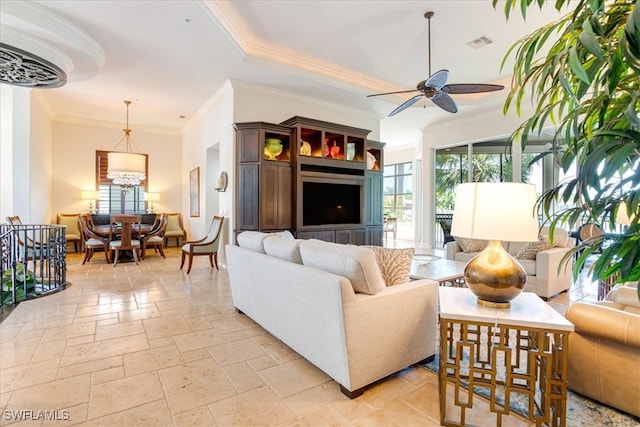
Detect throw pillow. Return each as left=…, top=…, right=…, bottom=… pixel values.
left=237, top=231, right=271, bottom=253
left=453, top=237, right=487, bottom=253
left=366, top=246, right=415, bottom=286
left=263, top=236, right=303, bottom=264
left=516, top=236, right=550, bottom=260
left=298, top=239, right=385, bottom=295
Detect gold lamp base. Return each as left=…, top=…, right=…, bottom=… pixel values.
left=464, top=240, right=527, bottom=309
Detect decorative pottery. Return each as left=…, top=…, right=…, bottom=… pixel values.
left=300, top=140, right=311, bottom=156
left=264, top=138, right=283, bottom=160
left=413, top=254, right=440, bottom=265
left=330, top=142, right=342, bottom=159
left=367, top=151, right=376, bottom=169
left=346, top=143, right=356, bottom=160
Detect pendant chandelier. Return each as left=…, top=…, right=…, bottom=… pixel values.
left=107, top=100, right=146, bottom=191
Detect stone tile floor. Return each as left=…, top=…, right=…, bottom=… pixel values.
left=0, top=243, right=601, bottom=426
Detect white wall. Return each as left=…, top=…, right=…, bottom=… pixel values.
left=51, top=121, right=182, bottom=221
left=0, top=86, right=53, bottom=224
left=181, top=80, right=234, bottom=245
left=30, top=92, right=53, bottom=223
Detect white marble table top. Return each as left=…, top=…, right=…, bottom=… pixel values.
left=438, top=287, right=574, bottom=332
left=410, top=259, right=467, bottom=282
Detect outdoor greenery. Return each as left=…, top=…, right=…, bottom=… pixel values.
left=496, top=0, right=639, bottom=289
left=435, top=153, right=536, bottom=212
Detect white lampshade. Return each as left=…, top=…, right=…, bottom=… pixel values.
left=451, top=182, right=539, bottom=242
left=617, top=202, right=633, bottom=225
left=107, top=152, right=146, bottom=175
left=81, top=190, right=99, bottom=200
left=146, top=192, right=160, bottom=202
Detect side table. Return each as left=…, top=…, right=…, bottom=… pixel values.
left=438, top=287, right=574, bottom=426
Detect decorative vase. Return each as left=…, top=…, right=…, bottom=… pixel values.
left=346, top=143, right=356, bottom=161
left=264, top=139, right=283, bottom=160
left=300, top=140, right=311, bottom=156
left=367, top=151, right=376, bottom=169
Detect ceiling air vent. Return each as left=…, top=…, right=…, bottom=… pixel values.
left=467, top=36, right=494, bottom=49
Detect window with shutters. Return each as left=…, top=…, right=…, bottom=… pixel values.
left=96, top=150, right=149, bottom=214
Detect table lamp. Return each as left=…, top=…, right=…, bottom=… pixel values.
left=451, top=182, right=539, bottom=308
left=81, top=190, right=99, bottom=214
left=146, top=192, right=160, bottom=213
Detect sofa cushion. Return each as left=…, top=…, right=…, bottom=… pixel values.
left=237, top=231, right=271, bottom=253
left=453, top=237, right=487, bottom=253
left=263, top=236, right=303, bottom=264
left=539, top=227, right=570, bottom=248
left=299, top=240, right=385, bottom=295
left=366, top=246, right=414, bottom=286
left=516, top=236, right=550, bottom=260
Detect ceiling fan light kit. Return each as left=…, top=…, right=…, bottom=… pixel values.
left=367, top=11, right=504, bottom=116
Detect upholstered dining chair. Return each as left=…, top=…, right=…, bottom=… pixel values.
left=383, top=217, right=398, bottom=241
left=57, top=213, right=82, bottom=252
left=78, top=214, right=110, bottom=264
left=180, top=215, right=224, bottom=274
left=141, top=213, right=168, bottom=259
left=109, top=214, right=142, bottom=266
left=164, top=213, right=187, bottom=247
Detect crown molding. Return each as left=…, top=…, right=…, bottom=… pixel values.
left=200, top=0, right=405, bottom=98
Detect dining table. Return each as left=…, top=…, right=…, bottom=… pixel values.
left=92, top=223, right=154, bottom=238
left=92, top=223, right=155, bottom=263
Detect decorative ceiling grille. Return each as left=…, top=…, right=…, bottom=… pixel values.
left=0, top=43, right=66, bottom=88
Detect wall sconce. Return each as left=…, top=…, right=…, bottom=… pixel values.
left=146, top=192, right=160, bottom=213
left=215, top=171, right=228, bottom=192
left=81, top=190, right=99, bottom=214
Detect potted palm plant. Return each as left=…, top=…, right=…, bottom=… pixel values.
left=494, top=0, right=639, bottom=295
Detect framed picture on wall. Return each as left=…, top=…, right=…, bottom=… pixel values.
left=190, top=167, right=200, bottom=217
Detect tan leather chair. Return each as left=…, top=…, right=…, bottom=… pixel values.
left=164, top=213, right=187, bottom=247
left=565, top=282, right=640, bottom=417
left=57, top=213, right=82, bottom=252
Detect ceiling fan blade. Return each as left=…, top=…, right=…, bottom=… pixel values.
left=431, top=92, right=458, bottom=113
left=425, top=69, right=449, bottom=89
left=444, top=83, right=504, bottom=94
left=388, top=94, right=424, bottom=117
left=366, top=89, right=421, bottom=98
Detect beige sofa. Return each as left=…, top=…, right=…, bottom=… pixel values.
left=226, top=231, right=439, bottom=398
left=565, top=283, right=640, bottom=417
left=445, top=227, right=574, bottom=299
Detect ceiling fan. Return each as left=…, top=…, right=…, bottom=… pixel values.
left=367, top=11, right=504, bottom=116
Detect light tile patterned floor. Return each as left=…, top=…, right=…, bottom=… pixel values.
left=0, top=243, right=599, bottom=426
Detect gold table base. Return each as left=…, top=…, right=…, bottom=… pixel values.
left=438, top=319, right=570, bottom=426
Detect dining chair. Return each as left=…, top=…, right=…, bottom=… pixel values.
left=383, top=217, right=398, bottom=241
left=109, top=214, right=142, bottom=266
left=141, top=213, right=168, bottom=259
left=164, top=213, right=187, bottom=247
left=180, top=215, right=224, bottom=274
left=78, top=214, right=110, bottom=264
left=57, top=213, right=82, bottom=252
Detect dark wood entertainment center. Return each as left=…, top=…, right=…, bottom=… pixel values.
left=234, top=116, right=384, bottom=245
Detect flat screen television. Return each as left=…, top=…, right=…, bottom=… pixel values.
left=302, top=181, right=361, bottom=226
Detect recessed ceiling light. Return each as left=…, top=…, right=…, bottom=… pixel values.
left=467, top=36, right=494, bottom=49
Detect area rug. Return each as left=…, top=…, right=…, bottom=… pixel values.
left=421, top=355, right=640, bottom=426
